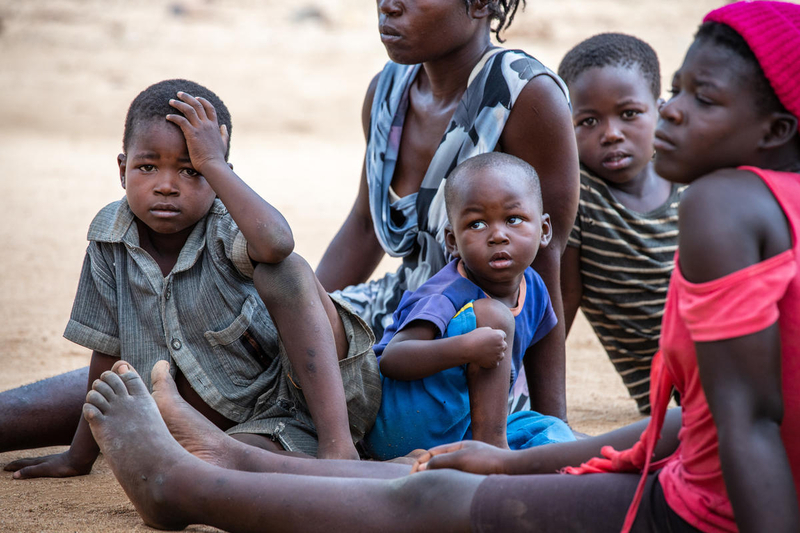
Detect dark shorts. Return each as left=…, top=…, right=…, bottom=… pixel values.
left=225, top=295, right=382, bottom=456
left=470, top=471, right=703, bottom=533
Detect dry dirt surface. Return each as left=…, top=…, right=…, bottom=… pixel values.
left=0, top=0, right=724, bottom=530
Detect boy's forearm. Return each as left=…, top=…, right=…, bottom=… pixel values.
left=200, top=160, right=294, bottom=264
left=380, top=336, right=471, bottom=381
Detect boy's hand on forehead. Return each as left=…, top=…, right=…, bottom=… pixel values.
left=166, top=91, right=229, bottom=176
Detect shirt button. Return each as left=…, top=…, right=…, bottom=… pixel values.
left=165, top=287, right=171, bottom=300
left=171, top=339, right=182, bottom=350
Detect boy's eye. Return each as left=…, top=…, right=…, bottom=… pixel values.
left=468, top=221, right=487, bottom=230
left=621, top=109, right=640, bottom=119
left=507, top=216, right=523, bottom=226
left=138, top=164, right=156, bottom=172
left=577, top=117, right=597, bottom=127
left=182, top=168, right=200, bottom=177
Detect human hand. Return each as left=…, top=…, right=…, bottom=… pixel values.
left=410, top=440, right=512, bottom=475
left=4, top=449, right=94, bottom=479
left=166, top=91, right=229, bottom=176
left=464, top=326, right=507, bottom=368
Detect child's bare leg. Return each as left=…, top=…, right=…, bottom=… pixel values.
left=150, top=360, right=409, bottom=479
left=86, top=362, right=478, bottom=532
left=467, top=298, right=514, bottom=449
left=254, top=255, right=358, bottom=460
left=0, top=367, right=88, bottom=453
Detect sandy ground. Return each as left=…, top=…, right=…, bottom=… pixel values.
left=0, top=0, right=726, bottom=530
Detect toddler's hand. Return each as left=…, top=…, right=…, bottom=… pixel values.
left=464, top=326, right=507, bottom=368
left=166, top=91, right=229, bottom=176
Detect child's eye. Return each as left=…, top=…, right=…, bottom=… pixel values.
left=182, top=168, right=200, bottom=177
left=507, top=216, right=523, bottom=226
left=138, top=164, right=156, bottom=172
left=468, top=221, right=487, bottom=230
left=577, top=117, right=597, bottom=127
left=621, top=109, right=641, bottom=120
left=694, top=94, right=714, bottom=106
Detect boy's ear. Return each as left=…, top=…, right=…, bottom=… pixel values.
left=539, top=213, right=552, bottom=249
left=468, top=0, right=492, bottom=19
left=444, top=225, right=460, bottom=257
left=759, top=112, right=799, bottom=150
left=117, top=154, right=127, bottom=189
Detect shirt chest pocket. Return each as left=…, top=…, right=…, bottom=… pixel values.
left=204, top=295, right=278, bottom=387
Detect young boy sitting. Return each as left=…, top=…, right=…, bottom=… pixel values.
left=363, top=153, right=574, bottom=460
left=557, top=33, right=684, bottom=414
left=5, top=79, right=381, bottom=479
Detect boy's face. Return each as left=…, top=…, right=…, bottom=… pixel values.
left=445, top=166, right=551, bottom=293
left=118, top=119, right=216, bottom=236
left=571, top=65, right=658, bottom=186
left=654, top=40, right=770, bottom=184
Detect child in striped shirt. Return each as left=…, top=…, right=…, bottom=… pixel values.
left=558, top=33, right=683, bottom=414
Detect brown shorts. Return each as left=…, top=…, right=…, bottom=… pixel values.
left=225, top=294, right=381, bottom=456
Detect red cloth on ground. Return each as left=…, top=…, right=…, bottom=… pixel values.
left=565, top=167, right=800, bottom=533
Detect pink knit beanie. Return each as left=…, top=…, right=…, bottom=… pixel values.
left=704, top=1, right=800, bottom=118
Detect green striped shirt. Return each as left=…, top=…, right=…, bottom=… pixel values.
left=568, top=168, right=684, bottom=413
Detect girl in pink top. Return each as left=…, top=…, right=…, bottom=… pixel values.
left=33, top=2, right=800, bottom=532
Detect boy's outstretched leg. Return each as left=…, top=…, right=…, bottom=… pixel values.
left=87, top=361, right=480, bottom=533
left=151, top=360, right=409, bottom=478
left=467, top=298, right=515, bottom=449
left=253, top=254, right=363, bottom=460
left=0, top=367, right=88, bottom=453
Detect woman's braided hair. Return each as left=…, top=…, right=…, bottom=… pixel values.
left=464, top=0, right=526, bottom=42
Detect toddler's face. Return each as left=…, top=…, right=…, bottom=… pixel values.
left=571, top=65, right=658, bottom=186
left=119, top=119, right=216, bottom=236
left=654, top=40, right=769, bottom=184
left=446, top=166, right=551, bottom=294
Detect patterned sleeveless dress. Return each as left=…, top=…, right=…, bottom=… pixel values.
left=334, top=48, right=569, bottom=339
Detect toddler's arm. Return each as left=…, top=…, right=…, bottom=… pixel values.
left=4, top=351, right=116, bottom=479
left=379, top=321, right=507, bottom=381
left=166, top=93, right=294, bottom=265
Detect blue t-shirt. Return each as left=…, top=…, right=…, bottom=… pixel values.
left=374, top=259, right=557, bottom=385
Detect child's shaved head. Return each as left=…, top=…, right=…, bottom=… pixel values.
left=123, top=79, right=233, bottom=159
left=444, top=153, right=542, bottom=223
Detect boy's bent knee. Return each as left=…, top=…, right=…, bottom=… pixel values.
left=472, top=298, right=515, bottom=335
left=253, top=253, right=315, bottom=302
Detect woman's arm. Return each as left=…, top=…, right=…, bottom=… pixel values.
left=316, top=74, right=386, bottom=291
left=560, top=245, right=583, bottom=337
left=502, top=75, right=580, bottom=421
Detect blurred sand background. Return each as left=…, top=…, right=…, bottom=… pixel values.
left=0, top=0, right=726, bottom=530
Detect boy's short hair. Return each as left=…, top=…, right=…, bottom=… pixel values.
left=444, top=152, right=542, bottom=222
left=463, top=0, right=525, bottom=42
left=558, top=33, right=661, bottom=100
left=694, top=21, right=787, bottom=117
left=123, top=79, right=233, bottom=159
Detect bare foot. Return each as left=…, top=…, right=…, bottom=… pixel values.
left=149, top=360, right=239, bottom=469
left=83, top=361, right=202, bottom=530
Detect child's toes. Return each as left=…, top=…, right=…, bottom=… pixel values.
left=99, top=369, right=129, bottom=396
left=91, top=378, right=116, bottom=401
left=82, top=400, right=105, bottom=422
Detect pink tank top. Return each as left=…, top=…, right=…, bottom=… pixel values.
left=565, top=167, right=800, bottom=533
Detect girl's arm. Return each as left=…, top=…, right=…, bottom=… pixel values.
left=679, top=173, right=798, bottom=533
left=316, top=74, right=385, bottom=291
left=4, top=351, right=117, bottom=479
left=414, top=407, right=682, bottom=474
left=166, top=93, right=294, bottom=265
left=379, top=321, right=507, bottom=381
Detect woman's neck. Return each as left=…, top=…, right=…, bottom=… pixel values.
left=418, top=32, right=494, bottom=104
